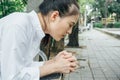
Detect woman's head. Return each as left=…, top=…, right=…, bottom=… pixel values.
left=39, top=0, right=80, bottom=41
left=39, top=0, right=79, bottom=17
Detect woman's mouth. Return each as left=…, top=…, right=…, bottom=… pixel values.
left=62, top=35, right=66, bottom=38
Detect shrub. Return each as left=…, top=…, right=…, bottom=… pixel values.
left=93, top=22, right=103, bottom=28
left=113, top=22, right=120, bottom=28
left=107, top=23, right=113, bottom=28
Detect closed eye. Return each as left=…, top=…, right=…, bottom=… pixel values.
left=70, top=22, right=75, bottom=28
left=69, top=24, right=73, bottom=28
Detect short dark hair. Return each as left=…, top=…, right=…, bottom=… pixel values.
left=39, top=0, right=79, bottom=17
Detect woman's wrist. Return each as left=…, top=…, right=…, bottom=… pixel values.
left=40, top=59, right=59, bottom=77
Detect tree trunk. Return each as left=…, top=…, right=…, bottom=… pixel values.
left=100, top=10, right=105, bottom=18
left=116, top=13, right=120, bottom=22
left=67, top=22, right=79, bottom=47
left=26, top=0, right=43, bottom=12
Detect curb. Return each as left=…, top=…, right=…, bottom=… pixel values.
left=95, top=28, right=120, bottom=40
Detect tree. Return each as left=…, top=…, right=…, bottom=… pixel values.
left=26, top=0, right=43, bottom=12
left=108, top=1, right=120, bottom=21
left=117, top=0, right=120, bottom=3
left=92, top=0, right=107, bottom=18
left=0, top=0, right=26, bottom=18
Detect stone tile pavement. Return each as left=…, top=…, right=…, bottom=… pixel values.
left=64, top=29, right=120, bottom=80
left=95, top=28, right=120, bottom=39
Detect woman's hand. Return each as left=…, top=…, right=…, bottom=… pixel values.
left=40, top=50, right=79, bottom=77
left=53, top=50, right=79, bottom=73
left=54, top=50, right=73, bottom=60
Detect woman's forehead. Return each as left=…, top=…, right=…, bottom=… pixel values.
left=66, top=15, right=79, bottom=22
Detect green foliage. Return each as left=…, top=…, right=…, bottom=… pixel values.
left=108, top=2, right=120, bottom=14
left=22, top=0, right=28, bottom=5
left=107, top=23, right=113, bottom=28
left=107, top=22, right=120, bottom=28
left=117, top=0, right=120, bottom=3
left=78, top=0, right=94, bottom=14
left=0, top=0, right=27, bottom=18
left=92, top=0, right=106, bottom=18
left=93, top=22, right=103, bottom=28
left=113, top=22, right=120, bottom=28
left=108, top=1, right=120, bottom=21
left=92, top=0, right=120, bottom=21
left=94, top=22, right=120, bottom=28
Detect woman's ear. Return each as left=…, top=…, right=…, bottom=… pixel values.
left=50, top=11, right=59, bottom=21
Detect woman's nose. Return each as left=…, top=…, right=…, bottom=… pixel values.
left=67, top=28, right=72, bottom=34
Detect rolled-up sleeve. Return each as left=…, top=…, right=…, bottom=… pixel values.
left=12, top=62, right=44, bottom=80
left=13, top=66, right=40, bottom=80
left=1, top=24, right=42, bottom=80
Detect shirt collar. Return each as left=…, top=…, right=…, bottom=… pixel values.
left=28, top=10, right=45, bottom=39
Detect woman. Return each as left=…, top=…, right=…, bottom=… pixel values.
left=0, top=0, right=80, bottom=80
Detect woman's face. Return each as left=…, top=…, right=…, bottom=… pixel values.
left=48, top=12, right=79, bottom=41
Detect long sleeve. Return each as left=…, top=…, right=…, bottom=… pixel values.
left=1, top=24, right=42, bottom=80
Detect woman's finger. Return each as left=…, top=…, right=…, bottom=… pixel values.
left=67, top=56, right=77, bottom=62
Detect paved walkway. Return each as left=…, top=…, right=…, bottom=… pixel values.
left=95, top=28, right=120, bottom=39
left=64, top=29, right=120, bottom=80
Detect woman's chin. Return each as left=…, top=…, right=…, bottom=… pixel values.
left=52, top=35, right=64, bottom=41
left=54, top=37, right=62, bottom=41
left=55, top=38, right=61, bottom=41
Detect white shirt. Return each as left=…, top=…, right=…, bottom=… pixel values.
left=0, top=11, right=45, bottom=80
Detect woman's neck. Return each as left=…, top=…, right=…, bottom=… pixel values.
left=37, top=13, right=48, bottom=33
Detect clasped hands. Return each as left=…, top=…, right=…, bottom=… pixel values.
left=44, top=50, right=79, bottom=74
